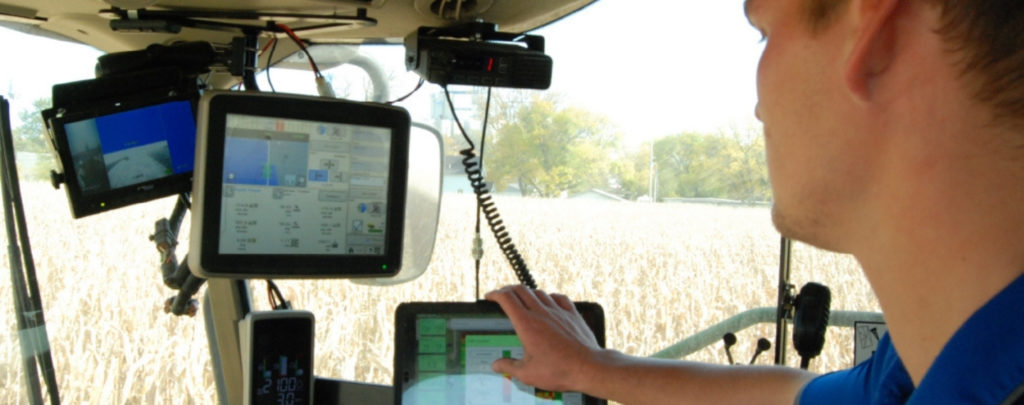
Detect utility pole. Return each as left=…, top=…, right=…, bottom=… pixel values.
left=648, top=141, right=657, bottom=202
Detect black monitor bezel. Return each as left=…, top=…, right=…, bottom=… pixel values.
left=46, top=92, right=197, bottom=218
left=194, top=92, right=409, bottom=279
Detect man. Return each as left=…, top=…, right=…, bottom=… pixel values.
left=487, top=0, right=1024, bottom=403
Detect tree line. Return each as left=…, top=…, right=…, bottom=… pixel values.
left=457, top=91, right=771, bottom=202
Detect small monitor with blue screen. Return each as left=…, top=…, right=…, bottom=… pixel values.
left=48, top=97, right=197, bottom=218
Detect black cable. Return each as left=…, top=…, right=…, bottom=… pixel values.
left=477, top=87, right=492, bottom=233
left=443, top=87, right=537, bottom=289
left=152, top=194, right=190, bottom=289
left=266, top=280, right=289, bottom=310
left=387, top=78, right=425, bottom=105
left=472, top=87, right=494, bottom=299
left=265, top=37, right=278, bottom=93
left=277, top=24, right=322, bottom=77
left=266, top=282, right=278, bottom=309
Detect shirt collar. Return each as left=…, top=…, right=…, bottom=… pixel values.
left=908, top=273, right=1024, bottom=404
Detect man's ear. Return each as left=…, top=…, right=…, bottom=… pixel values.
left=844, top=0, right=902, bottom=102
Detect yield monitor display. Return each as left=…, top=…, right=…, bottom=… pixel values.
left=46, top=95, right=196, bottom=218
left=189, top=91, right=409, bottom=278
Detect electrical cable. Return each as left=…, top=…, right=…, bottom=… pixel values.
left=387, top=78, right=425, bottom=105
left=265, top=36, right=278, bottom=93
left=473, top=87, right=493, bottom=299
left=443, top=86, right=537, bottom=290
left=276, top=23, right=322, bottom=77
left=267, top=282, right=278, bottom=309
left=266, top=280, right=289, bottom=310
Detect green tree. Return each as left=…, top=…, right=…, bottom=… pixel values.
left=13, top=97, right=51, bottom=154
left=610, top=141, right=653, bottom=200
left=640, top=127, right=769, bottom=202
left=485, top=93, right=620, bottom=197
left=11, top=97, right=56, bottom=181
left=716, top=126, right=771, bottom=201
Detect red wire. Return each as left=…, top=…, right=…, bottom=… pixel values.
left=259, top=36, right=276, bottom=55
left=276, top=23, right=321, bottom=76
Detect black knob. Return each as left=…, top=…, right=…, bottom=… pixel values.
left=722, top=333, right=737, bottom=365
left=750, top=338, right=772, bottom=364
left=49, top=170, right=64, bottom=189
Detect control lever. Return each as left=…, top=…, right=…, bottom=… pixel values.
left=750, top=338, right=772, bottom=364
left=722, top=333, right=737, bottom=365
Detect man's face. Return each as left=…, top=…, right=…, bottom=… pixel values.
left=746, top=0, right=882, bottom=252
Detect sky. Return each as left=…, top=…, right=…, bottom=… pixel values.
left=537, top=0, right=765, bottom=139
left=0, top=0, right=764, bottom=142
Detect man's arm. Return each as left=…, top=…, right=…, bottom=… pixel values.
left=486, top=285, right=816, bottom=405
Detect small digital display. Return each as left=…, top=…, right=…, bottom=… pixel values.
left=47, top=95, right=197, bottom=218
left=251, top=317, right=313, bottom=405
left=395, top=302, right=606, bottom=405
left=219, top=114, right=392, bottom=256
left=63, top=100, right=195, bottom=195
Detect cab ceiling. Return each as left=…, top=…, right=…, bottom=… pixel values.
left=0, top=0, right=595, bottom=53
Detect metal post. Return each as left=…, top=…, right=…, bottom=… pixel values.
left=774, top=237, right=793, bottom=365
left=205, top=279, right=252, bottom=405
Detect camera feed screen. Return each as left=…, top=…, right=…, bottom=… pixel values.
left=218, top=113, right=392, bottom=256
left=63, top=100, right=195, bottom=195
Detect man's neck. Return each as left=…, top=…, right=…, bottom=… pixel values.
left=854, top=139, right=1024, bottom=385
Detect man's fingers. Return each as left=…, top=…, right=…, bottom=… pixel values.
left=550, top=293, right=577, bottom=313
left=491, top=356, right=525, bottom=376
left=510, top=285, right=545, bottom=310
left=486, top=286, right=526, bottom=311
left=533, top=289, right=558, bottom=308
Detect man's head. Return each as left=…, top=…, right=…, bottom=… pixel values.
left=746, top=0, right=1024, bottom=253
left=801, top=0, right=1024, bottom=130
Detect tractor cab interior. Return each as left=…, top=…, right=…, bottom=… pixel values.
left=0, top=1, right=883, bottom=404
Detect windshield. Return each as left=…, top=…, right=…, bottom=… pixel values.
left=0, top=1, right=879, bottom=403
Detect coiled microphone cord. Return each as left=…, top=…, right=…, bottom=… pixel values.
left=444, top=86, right=537, bottom=289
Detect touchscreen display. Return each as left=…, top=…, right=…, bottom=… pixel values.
left=218, top=113, right=392, bottom=256
left=63, top=100, right=195, bottom=195
left=402, top=313, right=587, bottom=405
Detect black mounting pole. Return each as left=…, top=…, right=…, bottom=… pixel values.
left=1, top=97, right=60, bottom=404
left=774, top=236, right=794, bottom=365
left=240, top=30, right=260, bottom=91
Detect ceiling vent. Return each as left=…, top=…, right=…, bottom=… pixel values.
left=414, top=0, right=494, bottom=21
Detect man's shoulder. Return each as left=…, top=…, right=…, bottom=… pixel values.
left=798, top=334, right=914, bottom=405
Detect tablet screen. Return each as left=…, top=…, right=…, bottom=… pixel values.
left=218, top=113, right=392, bottom=256
left=395, top=302, right=606, bottom=405
left=190, top=91, right=409, bottom=278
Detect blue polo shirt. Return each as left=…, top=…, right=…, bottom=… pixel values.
left=799, top=273, right=1024, bottom=404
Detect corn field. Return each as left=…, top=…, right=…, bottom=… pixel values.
left=0, top=181, right=880, bottom=404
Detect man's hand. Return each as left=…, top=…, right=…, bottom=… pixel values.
left=485, top=285, right=603, bottom=392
